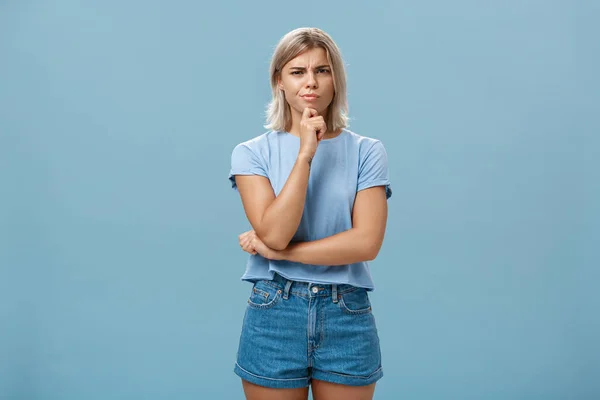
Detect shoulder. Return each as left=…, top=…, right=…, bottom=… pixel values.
left=230, top=131, right=284, bottom=162
left=341, top=128, right=387, bottom=154
left=232, top=130, right=277, bottom=152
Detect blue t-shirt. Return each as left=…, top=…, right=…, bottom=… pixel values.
left=228, top=128, right=392, bottom=290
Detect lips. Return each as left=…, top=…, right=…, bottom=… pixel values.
left=301, top=94, right=319, bottom=100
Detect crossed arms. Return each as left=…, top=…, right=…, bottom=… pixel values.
left=233, top=155, right=388, bottom=265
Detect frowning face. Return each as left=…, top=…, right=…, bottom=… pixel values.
left=278, top=46, right=335, bottom=119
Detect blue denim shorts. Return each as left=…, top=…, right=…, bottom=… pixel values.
left=234, top=273, right=383, bottom=389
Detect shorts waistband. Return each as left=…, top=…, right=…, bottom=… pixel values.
left=265, top=273, right=362, bottom=302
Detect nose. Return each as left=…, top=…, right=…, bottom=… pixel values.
left=306, top=71, right=318, bottom=88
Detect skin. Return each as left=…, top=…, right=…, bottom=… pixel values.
left=236, top=47, right=385, bottom=400
left=233, top=47, right=337, bottom=252
left=238, top=184, right=387, bottom=265
left=277, top=46, right=339, bottom=141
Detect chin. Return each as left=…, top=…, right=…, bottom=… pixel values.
left=293, top=103, right=324, bottom=114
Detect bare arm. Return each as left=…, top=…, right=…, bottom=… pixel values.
left=234, top=152, right=312, bottom=250
left=234, top=108, right=327, bottom=250
left=272, top=186, right=388, bottom=264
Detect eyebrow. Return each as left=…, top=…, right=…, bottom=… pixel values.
left=289, top=65, right=331, bottom=70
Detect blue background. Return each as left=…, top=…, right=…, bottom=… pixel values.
left=1, top=1, right=598, bottom=399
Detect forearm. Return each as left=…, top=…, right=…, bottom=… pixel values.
left=276, top=228, right=378, bottom=265
left=257, top=152, right=312, bottom=250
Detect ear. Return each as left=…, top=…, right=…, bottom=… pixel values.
left=277, top=75, right=284, bottom=90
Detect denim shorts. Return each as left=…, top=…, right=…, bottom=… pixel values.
left=234, top=273, right=383, bottom=389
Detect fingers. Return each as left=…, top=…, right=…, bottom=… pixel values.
left=316, top=121, right=327, bottom=138
left=302, top=115, right=326, bottom=135
left=317, top=127, right=326, bottom=140
left=239, top=230, right=257, bottom=255
left=241, top=241, right=256, bottom=254
left=242, top=243, right=257, bottom=255
left=238, top=230, right=254, bottom=244
left=238, top=229, right=253, bottom=241
left=239, top=232, right=253, bottom=248
left=302, top=107, right=318, bottom=120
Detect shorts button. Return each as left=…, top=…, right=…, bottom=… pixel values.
left=312, top=287, right=319, bottom=293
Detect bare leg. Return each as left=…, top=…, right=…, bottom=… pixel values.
left=241, top=379, right=309, bottom=400
left=311, top=379, right=376, bottom=400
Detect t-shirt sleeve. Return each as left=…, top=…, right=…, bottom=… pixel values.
left=228, top=143, right=268, bottom=191
left=357, top=140, right=392, bottom=199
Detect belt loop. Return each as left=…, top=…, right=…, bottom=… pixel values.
left=332, top=284, right=338, bottom=303
left=283, top=280, right=293, bottom=300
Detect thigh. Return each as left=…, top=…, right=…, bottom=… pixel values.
left=235, top=280, right=310, bottom=388
left=242, top=379, right=309, bottom=400
left=311, top=288, right=383, bottom=385
left=311, top=379, right=376, bottom=400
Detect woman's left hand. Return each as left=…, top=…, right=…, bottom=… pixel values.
left=238, top=230, right=257, bottom=255
left=238, top=230, right=281, bottom=260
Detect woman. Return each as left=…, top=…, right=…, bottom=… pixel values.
left=228, top=27, right=392, bottom=400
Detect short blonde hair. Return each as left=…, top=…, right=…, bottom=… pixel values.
left=264, top=27, right=349, bottom=132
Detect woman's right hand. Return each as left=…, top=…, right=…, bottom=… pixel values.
left=299, top=107, right=327, bottom=159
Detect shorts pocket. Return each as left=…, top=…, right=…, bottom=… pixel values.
left=338, top=288, right=372, bottom=315
left=247, top=281, right=282, bottom=310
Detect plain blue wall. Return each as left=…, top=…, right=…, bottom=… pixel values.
left=1, top=1, right=598, bottom=399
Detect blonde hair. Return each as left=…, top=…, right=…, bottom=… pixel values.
left=264, top=27, right=349, bottom=132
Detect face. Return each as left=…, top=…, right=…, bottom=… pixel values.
left=278, top=47, right=335, bottom=118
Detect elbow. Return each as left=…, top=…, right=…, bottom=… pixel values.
left=269, top=241, right=289, bottom=251
left=254, top=227, right=290, bottom=251
left=364, top=250, right=378, bottom=262
left=260, top=233, right=290, bottom=251
left=364, top=242, right=382, bottom=261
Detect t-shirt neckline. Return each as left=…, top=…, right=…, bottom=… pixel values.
left=277, top=129, right=347, bottom=143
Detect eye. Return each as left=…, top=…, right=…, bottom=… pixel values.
left=291, top=71, right=303, bottom=75
left=317, top=68, right=330, bottom=74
